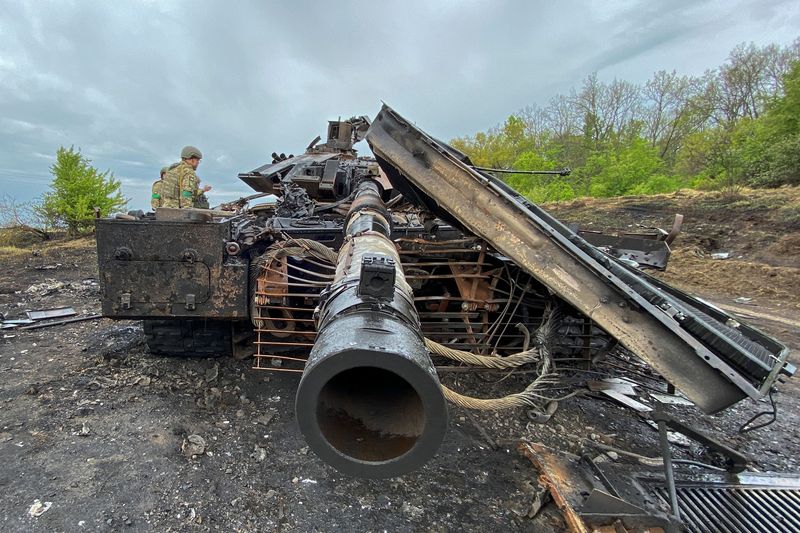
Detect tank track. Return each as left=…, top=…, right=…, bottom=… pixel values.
left=143, top=319, right=232, bottom=358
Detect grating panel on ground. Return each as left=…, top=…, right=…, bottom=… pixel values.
left=654, top=486, right=800, bottom=533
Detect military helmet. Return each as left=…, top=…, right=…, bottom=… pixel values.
left=160, top=166, right=170, bottom=176
left=181, top=145, right=203, bottom=159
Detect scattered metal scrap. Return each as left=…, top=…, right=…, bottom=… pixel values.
left=518, top=441, right=672, bottom=532
left=602, top=390, right=653, bottom=413
left=576, top=214, right=684, bottom=271
left=518, top=408, right=781, bottom=532
left=18, top=314, right=102, bottom=330
left=587, top=377, right=655, bottom=412
left=26, top=307, right=76, bottom=320
left=1, top=319, right=35, bottom=329
left=652, top=409, right=748, bottom=525
left=1, top=307, right=99, bottom=330
left=648, top=393, right=693, bottom=407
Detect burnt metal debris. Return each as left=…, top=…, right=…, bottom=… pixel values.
left=576, top=213, right=683, bottom=271
left=519, top=440, right=800, bottom=533
left=18, top=314, right=101, bottom=330
left=95, top=106, right=793, bottom=487
left=26, top=307, right=77, bottom=320
left=2, top=306, right=98, bottom=330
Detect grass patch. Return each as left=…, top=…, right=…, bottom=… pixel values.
left=776, top=206, right=800, bottom=226
left=0, top=226, right=47, bottom=248
left=0, top=245, right=28, bottom=258
left=0, top=227, right=95, bottom=260
left=45, top=235, right=96, bottom=251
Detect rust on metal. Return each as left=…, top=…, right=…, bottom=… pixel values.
left=518, top=442, right=589, bottom=533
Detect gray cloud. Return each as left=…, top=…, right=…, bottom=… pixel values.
left=0, top=0, right=797, bottom=208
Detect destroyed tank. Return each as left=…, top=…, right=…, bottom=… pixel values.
left=96, top=106, right=794, bottom=479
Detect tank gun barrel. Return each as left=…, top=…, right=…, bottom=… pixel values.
left=295, top=178, right=448, bottom=478
left=472, top=165, right=572, bottom=176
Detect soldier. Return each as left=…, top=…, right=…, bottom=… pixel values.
left=162, top=146, right=212, bottom=208
left=150, top=166, right=171, bottom=210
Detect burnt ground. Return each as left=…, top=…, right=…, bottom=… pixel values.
left=1, top=187, right=799, bottom=532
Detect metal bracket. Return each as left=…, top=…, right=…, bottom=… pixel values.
left=652, top=410, right=748, bottom=473
left=185, top=293, right=196, bottom=311
left=181, top=248, right=199, bottom=263
left=120, top=293, right=131, bottom=310
left=114, top=246, right=132, bottom=261
left=357, top=254, right=396, bottom=300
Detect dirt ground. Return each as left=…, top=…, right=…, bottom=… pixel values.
left=547, top=186, right=800, bottom=304
left=1, top=187, right=798, bottom=532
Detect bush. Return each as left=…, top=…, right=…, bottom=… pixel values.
left=630, top=175, right=683, bottom=195
left=546, top=180, right=577, bottom=202
left=0, top=193, right=36, bottom=228
left=687, top=171, right=719, bottom=190
left=40, top=146, right=127, bottom=236
left=748, top=133, right=800, bottom=188
left=585, top=139, right=668, bottom=197
left=0, top=193, right=50, bottom=242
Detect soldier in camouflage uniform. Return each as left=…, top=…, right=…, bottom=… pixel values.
left=162, top=146, right=212, bottom=208
left=150, top=166, right=172, bottom=210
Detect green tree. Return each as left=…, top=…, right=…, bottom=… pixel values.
left=730, top=60, right=800, bottom=188
left=583, top=139, right=673, bottom=197
left=765, top=61, right=800, bottom=137
left=453, top=40, right=800, bottom=199
left=451, top=115, right=535, bottom=169
left=755, top=134, right=800, bottom=187
left=41, top=146, right=127, bottom=236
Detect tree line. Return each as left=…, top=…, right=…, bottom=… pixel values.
left=450, top=39, right=800, bottom=202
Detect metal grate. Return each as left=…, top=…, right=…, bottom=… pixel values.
left=250, top=239, right=558, bottom=374
left=252, top=256, right=323, bottom=373
left=654, top=485, right=800, bottom=533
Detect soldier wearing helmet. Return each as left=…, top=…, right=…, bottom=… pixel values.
left=150, top=165, right=173, bottom=211
left=161, top=146, right=212, bottom=208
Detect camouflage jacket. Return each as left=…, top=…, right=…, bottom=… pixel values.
left=159, top=162, right=180, bottom=208
left=162, top=161, right=200, bottom=209
left=150, top=179, right=163, bottom=210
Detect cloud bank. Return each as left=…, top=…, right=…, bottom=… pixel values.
left=0, top=0, right=797, bottom=208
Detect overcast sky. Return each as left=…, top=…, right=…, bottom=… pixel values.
left=1, top=0, right=798, bottom=209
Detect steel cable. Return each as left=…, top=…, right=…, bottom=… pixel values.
left=433, top=311, right=567, bottom=411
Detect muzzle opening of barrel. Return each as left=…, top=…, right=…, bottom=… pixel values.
left=315, top=366, right=426, bottom=462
